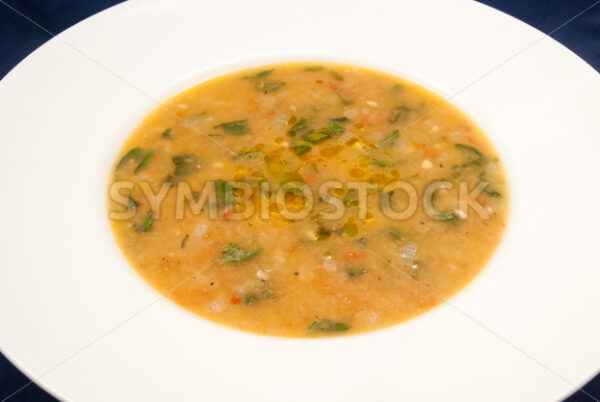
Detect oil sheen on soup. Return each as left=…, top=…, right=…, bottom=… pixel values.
left=108, top=63, right=508, bottom=337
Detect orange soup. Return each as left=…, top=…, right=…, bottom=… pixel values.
left=108, top=63, right=508, bottom=337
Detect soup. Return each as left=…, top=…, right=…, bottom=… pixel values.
left=108, top=62, right=508, bottom=337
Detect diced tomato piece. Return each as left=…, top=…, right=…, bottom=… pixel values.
left=247, top=99, right=258, bottom=112
left=312, top=268, right=333, bottom=295
left=343, top=250, right=365, bottom=260
left=230, top=296, right=241, bottom=304
left=423, top=145, right=438, bottom=159
left=361, top=110, right=388, bottom=126
left=302, top=173, right=317, bottom=185
left=412, top=141, right=438, bottom=159
left=418, top=295, right=439, bottom=308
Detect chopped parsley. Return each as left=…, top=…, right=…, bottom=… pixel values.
left=330, top=117, right=350, bottom=123
left=389, top=105, right=410, bottom=123
left=134, top=211, right=153, bottom=233
left=288, top=118, right=307, bottom=135
left=214, top=120, right=249, bottom=135
left=329, top=121, right=344, bottom=134
left=260, top=81, right=285, bottom=93
left=455, top=143, right=483, bottom=157
left=233, top=150, right=264, bottom=160
left=134, top=150, right=155, bottom=173
left=435, top=212, right=457, bottom=221
left=116, top=147, right=142, bottom=171
left=371, top=158, right=392, bottom=167
left=180, top=234, right=189, bottom=248
left=305, top=130, right=332, bottom=143
left=336, top=93, right=353, bottom=105
left=220, top=243, right=263, bottom=263
left=390, top=229, right=406, bottom=241
left=307, top=319, right=350, bottom=333
left=172, top=154, right=202, bottom=177
left=345, top=267, right=367, bottom=277
left=128, top=196, right=139, bottom=210
left=378, top=130, right=399, bottom=147
left=293, top=139, right=313, bottom=156
left=329, top=70, right=343, bottom=80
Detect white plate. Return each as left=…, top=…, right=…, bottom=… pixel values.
left=1, top=0, right=599, bottom=401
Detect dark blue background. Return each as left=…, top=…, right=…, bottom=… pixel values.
left=0, top=1, right=598, bottom=401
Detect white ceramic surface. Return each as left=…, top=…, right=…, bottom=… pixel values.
left=0, top=0, right=599, bottom=401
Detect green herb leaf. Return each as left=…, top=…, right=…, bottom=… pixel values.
left=241, top=248, right=263, bottom=261
left=233, top=150, right=264, bottom=160
left=244, top=69, right=274, bottom=79
left=305, top=66, right=324, bottom=71
left=260, top=81, right=286, bottom=93
left=371, top=158, right=392, bottom=167
left=390, top=229, right=406, bottom=241
left=244, top=288, right=276, bottom=305
left=455, top=143, right=483, bottom=157
left=134, top=150, right=155, bottom=173
left=172, top=154, right=202, bottom=177
left=165, top=173, right=177, bottom=186
left=288, top=118, right=307, bottom=135
left=305, top=130, right=331, bottom=143
left=134, top=211, right=154, bottom=233
left=329, top=70, right=343, bottom=81
left=315, top=227, right=331, bottom=241
left=391, top=83, right=404, bottom=92
left=128, top=196, right=139, bottom=210
left=255, top=69, right=274, bottom=78
left=293, top=139, right=313, bottom=155
left=215, top=179, right=235, bottom=208
left=220, top=243, right=263, bottom=263
left=389, top=105, right=410, bottom=123
left=307, top=319, right=350, bottom=333
left=435, top=212, right=457, bottom=221
left=180, top=234, right=189, bottom=248
left=244, top=70, right=285, bottom=93
left=484, top=189, right=502, bottom=197
left=161, top=128, right=173, bottom=139
left=214, top=120, right=249, bottom=135
left=378, top=130, right=399, bottom=147
left=116, top=147, right=142, bottom=171
left=329, top=122, right=344, bottom=134
left=330, top=117, right=350, bottom=123
left=345, top=267, right=367, bottom=277
left=336, top=93, right=353, bottom=105
left=390, top=229, right=407, bottom=241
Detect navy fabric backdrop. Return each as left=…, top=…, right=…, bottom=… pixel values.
left=0, top=1, right=598, bottom=401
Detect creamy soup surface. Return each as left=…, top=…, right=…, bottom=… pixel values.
left=108, top=63, right=508, bottom=337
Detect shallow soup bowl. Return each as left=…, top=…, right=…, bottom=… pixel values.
left=0, top=0, right=599, bottom=401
